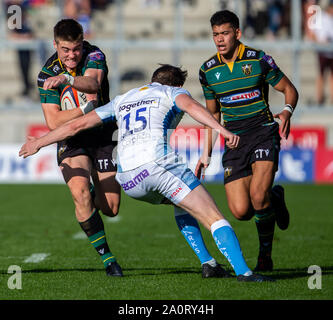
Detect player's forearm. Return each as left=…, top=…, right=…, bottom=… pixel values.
left=63, top=74, right=99, bottom=93
left=203, top=126, right=219, bottom=158
left=284, top=83, right=299, bottom=111
left=275, top=76, right=299, bottom=110
left=72, top=75, right=99, bottom=93
left=36, top=120, right=79, bottom=150
left=46, top=108, right=84, bottom=130
left=186, top=101, right=230, bottom=140
left=203, top=111, right=220, bottom=157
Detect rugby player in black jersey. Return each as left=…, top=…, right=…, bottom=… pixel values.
left=195, top=11, right=299, bottom=271
left=37, top=19, right=122, bottom=277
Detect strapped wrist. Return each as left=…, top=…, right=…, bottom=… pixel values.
left=283, top=104, right=294, bottom=115
left=64, top=74, right=74, bottom=86
left=79, top=100, right=97, bottom=114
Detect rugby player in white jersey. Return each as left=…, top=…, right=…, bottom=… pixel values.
left=20, top=65, right=274, bottom=282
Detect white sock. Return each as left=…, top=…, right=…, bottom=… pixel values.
left=202, top=258, right=217, bottom=267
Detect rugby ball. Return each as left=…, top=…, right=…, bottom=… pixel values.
left=60, top=85, right=88, bottom=110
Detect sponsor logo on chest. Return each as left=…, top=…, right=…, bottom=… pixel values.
left=220, top=89, right=261, bottom=104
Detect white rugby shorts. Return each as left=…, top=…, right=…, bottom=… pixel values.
left=115, top=152, right=201, bottom=205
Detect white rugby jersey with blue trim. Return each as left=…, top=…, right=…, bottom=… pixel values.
left=95, top=82, right=190, bottom=171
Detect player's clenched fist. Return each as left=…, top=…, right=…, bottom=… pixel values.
left=43, top=74, right=67, bottom=90
left=225, top=133, right=240, bottom=149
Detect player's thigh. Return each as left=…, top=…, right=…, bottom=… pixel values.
left=59, top=155, right=92, bottom=203
left=225, top=176, right=253, bottom=220
left=60, top=155, right=91, bottom=186
left=178, top=184, right=224, bottom=230
left=91, top=169, right=121, bottom=216
left=250, top=161, right=275, bottom=209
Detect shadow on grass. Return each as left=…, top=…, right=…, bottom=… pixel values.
left=0, top=266, right=332, bottom=280
left=269, top=266, right=333, bottom=280
left=0, top=266, right=213, bottom=277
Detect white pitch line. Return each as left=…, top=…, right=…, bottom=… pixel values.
left=24, top=253, right=50, bottom=263
left=106, top=215, right=122, bottom=223
left=72, top=231, right=87, bottom=240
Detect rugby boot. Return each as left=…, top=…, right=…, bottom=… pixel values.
left=237, top=273, right=275, bottom=282
left=106, top=261, right=123, bottom=277
left=202, top=263, right=232, bottom=278
left=254, top=255, right=273, bottom=272
left=271, top=185, right=289, bottom=230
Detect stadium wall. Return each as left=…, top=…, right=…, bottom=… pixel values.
left=1, top=125, right=332, bottom=184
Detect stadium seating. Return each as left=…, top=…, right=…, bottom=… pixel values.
left=0, top=0, right=332, bottom=144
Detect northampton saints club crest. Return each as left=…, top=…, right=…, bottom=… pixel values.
left=241, top=64, right=252, bottom=75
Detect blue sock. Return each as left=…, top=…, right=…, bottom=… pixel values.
left=211, top=219, right=252, bottom=276
left=174, top=207, right=214, bottom=265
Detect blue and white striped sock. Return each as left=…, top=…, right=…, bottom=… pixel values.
left=211, top=219, right=252, bottom=276
left=174, top=206, right=215, bottom=265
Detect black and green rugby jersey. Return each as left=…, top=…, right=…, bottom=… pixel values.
left=38, top=40, right=109, bottom=106
left=199, top=43, right=284, bottom=133
left=37, top=41, right=117, bottom=147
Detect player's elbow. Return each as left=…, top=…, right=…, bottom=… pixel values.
left=46, top=120, right=58, bottom=131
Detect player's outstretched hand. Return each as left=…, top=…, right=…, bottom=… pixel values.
left=273, top=110, right=291, bottom=139
left=19, top=136, right=39, bottom=158
left=43, top=74, right=67, bottom=90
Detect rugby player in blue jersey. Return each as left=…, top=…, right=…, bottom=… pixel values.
left=20, top=64, right=274, bottom=282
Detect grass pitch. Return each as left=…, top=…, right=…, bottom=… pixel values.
left=0, top=184, right=332, bottom=300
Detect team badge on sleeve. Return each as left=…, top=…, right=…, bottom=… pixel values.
left=88, top=51, right=105, bottom=61
left=263, top=55, right=278, bottom=70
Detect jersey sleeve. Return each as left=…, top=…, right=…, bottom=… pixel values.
left=95, top=99, right=117, bottom=123
left=37, top=69, right=60, bottom=105
left=170, top=86, right=191, bottom=102
left=259, top=52, right=284, bottom=87
left=199, top=67, right=216, bottom=100
left=85, top=49, right=107, bottom=72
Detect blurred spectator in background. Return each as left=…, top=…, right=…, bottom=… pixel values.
left=63, top=0, right=92, bottom=38
left=267, top=0, right=284, bottom=39
left=303, top=0, right=319, bottom=40
left=5, top=0, right=34, bottom=100
left=243, top=0, right=268, bottom=38
left=141, top=0, right=161, bottom=7
left=91, top=0, right=113, bottom=11
left=312, top=1, right=333, bottom=105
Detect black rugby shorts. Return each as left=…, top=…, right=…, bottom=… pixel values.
left=57, top=141, right=117, bottom=173
left=222, top=123, right=281, bottom=185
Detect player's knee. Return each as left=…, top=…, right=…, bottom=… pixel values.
left=71, top=186, right=91, bottom=208
left=250, top=190, right=270, bottom=210
left=230, top=205, right=253, bottom=221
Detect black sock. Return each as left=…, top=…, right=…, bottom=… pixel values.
left=254, top=205, right=275, bottom=257
left=79, top=209, right=116, bottom=267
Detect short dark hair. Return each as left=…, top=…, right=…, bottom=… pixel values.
left=151, top=64, right=188, bottom=87
left=210, top=10, right=240, bottom=29
left=54, top=19, right=83, bottom=42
